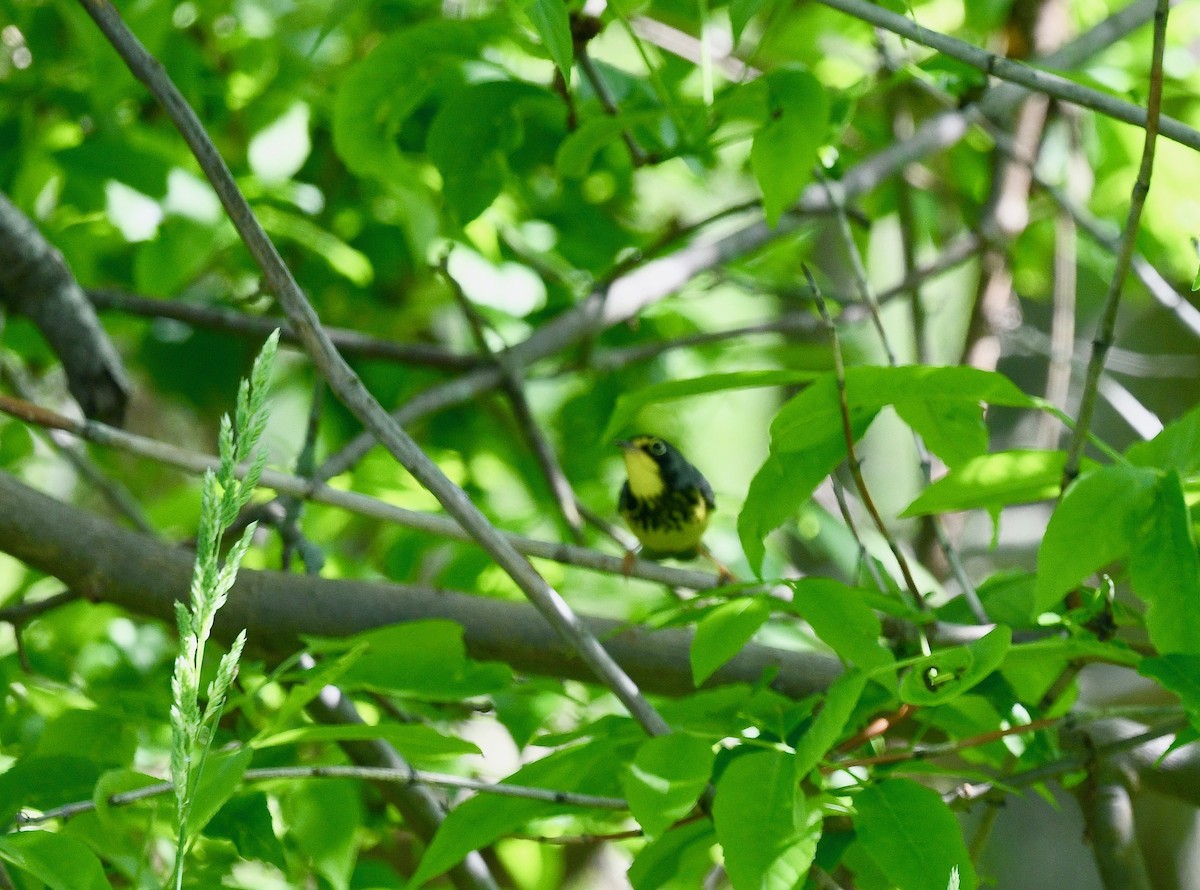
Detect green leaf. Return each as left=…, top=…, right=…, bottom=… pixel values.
left=629, top=821, right=717, bottom=890
left=903, top=450, right=1094, bottom=517
left=427, top=80, right=562, bottom=222
left=0, top=756, right=100, bottom=825
left=854, top=779, right=976, bottom=890
left=772, top=366, right=1031, bottom=453
left=785, top=578, right=893, bottom=669
left=133, top=217, right=228, bottom=297
left=1139, top=655, right=1200, bottom=728
left=713, top=750, right=820, bottom=889
left=621, top=733, right=716, bottom=838
left=332, top=20, right=497, bottom=181
left=556, top=116, right=629, bottom=178
left=526, top=0, right=573, bottom=81
left=254, top=722, right=480, bottom=759
left=255, top=205, right=373, bottom=286
left=0, top=831, right=113, bottom=890
left=744, top=368, right=1033, bottom=570
left=283, top=778, right=362, bottom=890
left=1130, top=471, right=1200, bottom=655
left=691, top=597, right=772, bottom=685
left=752, top=68, right=829, bottom=226
left=603, top=370, right=820, bottom=444
left=188, top=746, right=252, bottom=839
left=308, top=620, right=512, bottom=699
left=894, top=399, right=988, bottom=468
left=93, top=770, right=163, bottom=833
left=793, top=669, right=868, bottom=779
left=412, top=737, right=635, bottom=884
left=739, top=381, right=879, bottom=575
left=1127, top=402, right=1200, bottom=477
left=35, top=709, right=136, bottom=769
left=899, top=626, right=1011, bottom=707
left=1193, top=263, right=1200, bottom=292
left=1036, top=465, right=1160, bottom=612
left=730, top=0, right=770, bottom=43
left=206, top=792, right=287, bottom=869
left=57, top=135, right=171, bottom=198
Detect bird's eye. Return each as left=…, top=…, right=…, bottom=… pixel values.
left=648, top=440, right=666, bottom=456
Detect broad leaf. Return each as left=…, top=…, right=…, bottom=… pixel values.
left=1036, top=464, right=1160, bottom=612
left=283, top=778, right=362, bottom=890
left=752, top=68, right=829, bottom=226
left=254, top=723, right=479, bottom=759
left=332, top=20, right=496, bottom=181
left=854, top=779, right=976, bottom=890
left=730, top=0, right=770, bottom=42
left=308, top=620, right=511, bottom=699
left=412, top=737, right=635, bottom=884
left=743, top=366, right=1032, bottom=575
left=1130, top=471, right=1200, bottom=655
left=629, top=821, right=717, bottom=890
left=692, top=597, right=772, bottom=685
left=894, top=398, right=988, bottom=468
left=785, top=578, right=893, bottom=669
left=188, top=746, right=253, bottom=840
left=1140, top=655, right=1200, bottom=728
left=1127, top=402, right=1200, bottom=477
left=526, top=0, right=573, bottom=80
left=603, top=370, right=820, bottom=444
left=0, top=831, right=113, bottom=890
left=899, top=626, right=1011, bottom=706
left=793, top=669, right=868, bottom=779
left=0, top=756, right=100, bottom=824
left=739, top=407, right=878, bottom=576
left=714, top=750, right=820, bottom=889
left=903, top=450, right=1079, bottom=517
left=427, top=80, right=563, bottom=222
left=622, top=733, right=716, bottom=837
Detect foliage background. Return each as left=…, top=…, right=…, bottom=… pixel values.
left=1, top=0, right=1200, bottom=886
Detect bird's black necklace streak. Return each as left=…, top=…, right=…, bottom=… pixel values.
left=621, top=486, right=705, bottom=534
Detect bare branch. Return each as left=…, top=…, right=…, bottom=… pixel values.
left=0, top=469, right=844, bottom=700
left=1063, top=0, right=1170, bottom=483
left=0, top=193, right=130, bottom=425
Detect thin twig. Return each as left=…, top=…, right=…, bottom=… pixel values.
left=817, top=182, right=985, bottom=622
left=947, top=716, right=1190, bottom=806
left=576, top=48, right=650, bottom=166
left=87, top=288, right=479, bottom=371
left=440, top=255, right=587, bottom=543
left=0, top=358, right=155, bottom=534
left=828, top=476, right=889, bottom=591
left=815, top=0, right=1200, bottom=151
left=804, top=268, right=930, bottom=643
left=0, top=590, right=79, bottom=624
left=16, top=762, right=629, bottom=826
left=1062, top=0, right=1169, bottom=483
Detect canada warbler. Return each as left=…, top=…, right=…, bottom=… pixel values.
left=616, top=435, right=733, bottom=581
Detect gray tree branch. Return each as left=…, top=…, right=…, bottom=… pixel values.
left=0, top=193, right=130, bottom=425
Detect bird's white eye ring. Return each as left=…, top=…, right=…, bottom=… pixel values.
left=648, top=440, right=666, bottom=456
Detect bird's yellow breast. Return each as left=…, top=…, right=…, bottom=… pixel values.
left=622, top=449, right=665, bottom=498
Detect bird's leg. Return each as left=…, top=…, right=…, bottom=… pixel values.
left=699, top=544, right=737, bottom=585
left=621, top=546, right=640, bottom=577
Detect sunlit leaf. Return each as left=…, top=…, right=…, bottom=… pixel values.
left=854, top=779, right=976, bottom=890
left=714, top=750, right=820, bottom=889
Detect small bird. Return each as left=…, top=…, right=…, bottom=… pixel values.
left=617, top=435, right=733, bottom=581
